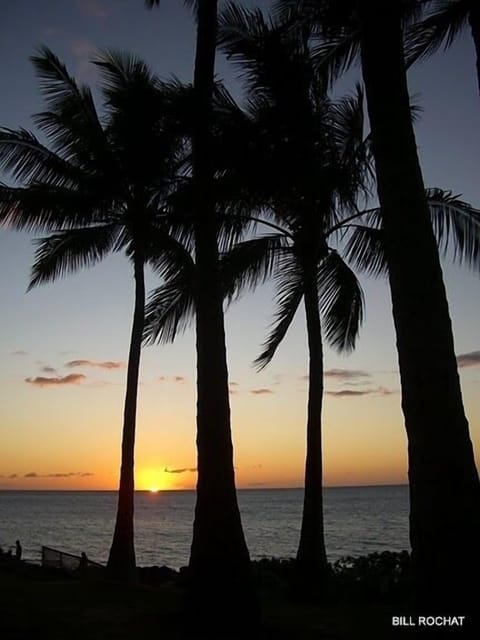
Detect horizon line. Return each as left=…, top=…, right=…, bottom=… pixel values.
left=0, top=483, right=408, bottom=492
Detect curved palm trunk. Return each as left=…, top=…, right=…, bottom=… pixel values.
left=469, top=2, right=480, bottom=96
left=107, top=248, right=145, bottom=582
left=187, top=0, right=258, bottom=634
left=295, top=263, right=329, bottom=591
left=360, top=0, right=480, bottom=616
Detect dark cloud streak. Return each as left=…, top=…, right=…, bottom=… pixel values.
left=457, top=351, right=480, bottom=368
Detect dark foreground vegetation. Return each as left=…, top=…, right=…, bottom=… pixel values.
left=1, top=552, right=471, bottom=639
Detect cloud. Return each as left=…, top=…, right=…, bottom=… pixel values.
left=158, top=376, right=186, bottom=383
left=164, top=467, right=197, bottom=474
left=326, top=386, right=395, bottom=397
left=47, top=472, right=94, bottom=478
left=76, top=0, right=107, bottom=18
left=10, top=349, right=28, bottom=356
left=250, top=388, right=274, bottom=395
left=457, top=351, right=480, bottom=368
left=23, top=471, right=93, bottom=478
left=0, top=474, right=18, bottom=479
left=25, top=374, right=86, bottom=387
left=41, top=366, right=57, bottom=374
left=66, top=359, right=123, bottom=370
left=324, top=368, right=371, bottom=380
left=229, top=381, right=239, bottom=387
left=173, top=376, right=185, bottom=382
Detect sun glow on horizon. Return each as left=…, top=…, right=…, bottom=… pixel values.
left=137, top=468, right=168, bottom=492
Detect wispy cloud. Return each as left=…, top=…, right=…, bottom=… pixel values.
left=76, top=0, right=107, bottom=18
left=250, top=388, right=274, bottom=395
left=164, top=467, right=197, bottom=474
left=457, top=351, right=480, bottom=368
left=66, top=359, right=123, bottom=370
left=326, top=386, right=395, bottom=398
left=41, top=366, right=57, bottom=374
left=23, top=471, right=93, bottom=478
left=25, top=374, right=86, bottom=387
left=158, top=375, right=186, bottom=383
left=324, top=368, right=371, bottom=380
left=10, top=349, right=28, bottom=356
left=0, top=474, right=18, bottom=479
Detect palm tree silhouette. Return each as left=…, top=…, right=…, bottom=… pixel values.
left=216, top=4, right=369, bottom=591
left=0, top=48, right=185, bottom=582
left=275, top=0, right=480, bottom=612
left=146, top=1, right=258, bottom=631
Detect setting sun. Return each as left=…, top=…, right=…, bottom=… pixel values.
left=137, top=468, right=167, bottom=492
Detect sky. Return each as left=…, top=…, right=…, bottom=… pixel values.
left=0, top=0, right=479, bottom=491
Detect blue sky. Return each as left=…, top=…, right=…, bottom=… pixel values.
left=0, top=0, right=479, bottom=490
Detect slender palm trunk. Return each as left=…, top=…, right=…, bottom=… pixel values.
left=295, top=261, right=329, bottom=591
left=360, top=0, right=480, bottom=616
left=107, top=248, right=145, bottom=582
left=187, top=0, right=258, bottom=634
left=469, top=2, right=480, bottom=96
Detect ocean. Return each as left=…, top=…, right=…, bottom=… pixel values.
left=0, top=486, right=409, bottom=568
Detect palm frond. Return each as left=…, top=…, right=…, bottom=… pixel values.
left=28, top=223, right=121, bottom=289
left=92, top=50, right=161, bottom=105
left=426, top=187, right=480, bottom=269
left=342, top=223, right=388, bottom=278
left=317, top=249, right=364, bottom=352
left=310, top=30, right=361, bottom=89
left=0, top=183, right=111, bottom=232
left=0, top=128, right=83, bottom=187
left=143, top=271, right=196, bottom=345
left=329, top=83, right=373, bottom=211
left=221, top=233, right=286, bottom=303
left=30, top=47, right=109, bottom=167
left=146, top=222, right=196, bottom=281
left=405, top=0, right=470, bottom=66
left=254, top=250, right=303, bottom=369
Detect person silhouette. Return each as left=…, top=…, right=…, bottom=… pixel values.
left=15, top=540, right=22, bottom=562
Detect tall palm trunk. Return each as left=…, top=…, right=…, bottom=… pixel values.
left=296, top=260, right=329, bottom=591
left=107, top=247, right=145, bottom=582
left=359, top=0, right=480, bottom=615
left=469, top=2, right=480, bottom=96
left=188, top=0, right=258, bottom=633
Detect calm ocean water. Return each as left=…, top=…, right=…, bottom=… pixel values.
left=0, top=486, right=409, bottom=568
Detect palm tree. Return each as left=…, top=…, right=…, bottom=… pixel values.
left=276, top=0, right=480, bottom=613
left=0, top=48, right=185, bottom=582
left=216, top=4, right=369, bottom=592
left=146, top=1, right=258, bottom=632
left=408, top=0, right=480, bottom=96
